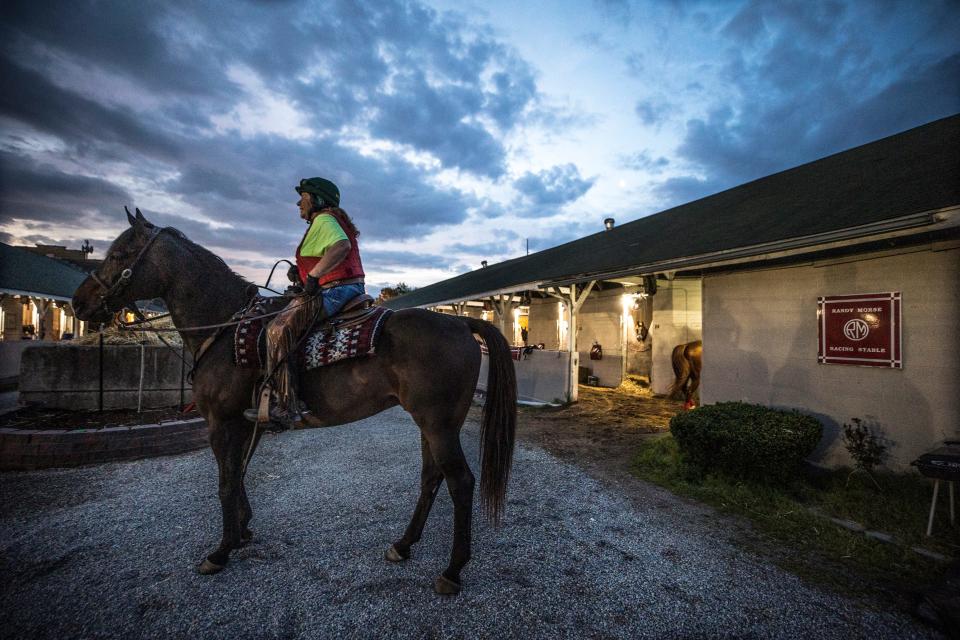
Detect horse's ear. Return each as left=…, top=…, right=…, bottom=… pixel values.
left=125, top=206, right=136, bottom=227
left=134, top=208, right=155, bottom=229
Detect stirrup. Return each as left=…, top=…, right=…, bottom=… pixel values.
left=243, top=404, right=300, bottom=430
left=257, top=387, right=272, bottom=423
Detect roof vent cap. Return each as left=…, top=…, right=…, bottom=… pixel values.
left=603, top=217, right=615, bottom=231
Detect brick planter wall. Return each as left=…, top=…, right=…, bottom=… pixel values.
left=0, top=417, right=208, bottom=471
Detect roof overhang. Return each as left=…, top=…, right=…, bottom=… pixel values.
left=538, top=206, right=959, bottom=288
left=0, top=288, right=74, bottom=303
left=413, top=281, right=552, bottom=309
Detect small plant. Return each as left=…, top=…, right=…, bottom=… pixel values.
left=841, top=418, right=887, bottom=489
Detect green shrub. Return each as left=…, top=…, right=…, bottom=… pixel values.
left=669, top=402, right=822, bottom=482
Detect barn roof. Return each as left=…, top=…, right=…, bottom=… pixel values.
left=0, top=242, right=89, bottom=301
left=384, top=114, right=960, bottom=310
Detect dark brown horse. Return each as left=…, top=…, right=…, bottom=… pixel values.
left=71, top=210, right=517, bottom=594
left=668, top=340, right=702, bottom=408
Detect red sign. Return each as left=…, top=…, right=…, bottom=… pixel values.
left=818, top=292, right=901, bottom=368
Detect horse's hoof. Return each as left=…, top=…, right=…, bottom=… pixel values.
left=384, top=545, right=406, bottom=563
left=238, top=530, right=254, bottom=547
left=198, top=558, right=225, bottom=575
left=434, top=575, right=461, bottom=595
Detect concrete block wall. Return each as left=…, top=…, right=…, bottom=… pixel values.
left=701, top=243, right=960, bottom=469
left=19, top=344, right=193, bottom=410
left=1, top=342, right=34, bottom=383
left=577, top=288, right=627, bottom=387
left=477, top=349, right=574, bottom=404
left=527, top=297, right=562, bottom=350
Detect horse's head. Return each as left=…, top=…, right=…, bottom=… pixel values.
left=72, top=208, right=166, bottom=322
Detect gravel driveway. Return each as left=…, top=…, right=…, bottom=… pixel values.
left=0, top=407, right=937, bottom=639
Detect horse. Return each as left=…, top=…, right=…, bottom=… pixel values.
left=71, top=209, right=517, bottom=595
left=668, top=340, right=702, bottom=408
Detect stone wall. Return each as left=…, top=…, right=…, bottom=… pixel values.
left=19, top=344, right=193, bottom=410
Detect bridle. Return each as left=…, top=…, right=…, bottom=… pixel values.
left=88, top=226, right=164, bottom=316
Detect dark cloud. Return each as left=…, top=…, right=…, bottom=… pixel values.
left=447, top=241, right=519, bottom=257
left=634, top=99, right=672, bottom=126
left=369, top=71, right=507, bottom=178
left=1, top=1, right=230, bottom=100
left=0, top=57, right=183, bottom=162
left=0, top=0, right=547, bottom=273
left=620, top=151, right=669, bottom=173
left=593, top=0, right=635, bottom=25
left=513, top=164, right=595, bottom=212
left=624, top=52, right=644, bottom=77
left=0, top=151, right=133, bottom=225
left=655, top=1, right=960, bottom=206
left=527, top=220, right=598, bottom=253
left=485, top=63, right=538, bottom=130
left=363, top=249, right=455, bottom=271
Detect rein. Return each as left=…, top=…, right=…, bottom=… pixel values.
left=116, top=295, right=315, bottom=333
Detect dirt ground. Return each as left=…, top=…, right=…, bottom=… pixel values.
left=503, top=375, right=684, bottom=479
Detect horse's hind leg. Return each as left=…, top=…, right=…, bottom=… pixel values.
left=426, top=431, right=475, bottom=595
left=199, top=418, right=253, bottom=574
left=386, top=434, right=443, bottom=562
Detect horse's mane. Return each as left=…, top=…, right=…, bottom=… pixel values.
left=163, top=226, right=252, bottom=288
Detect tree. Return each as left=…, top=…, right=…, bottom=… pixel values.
left=376, top=282, right=415, bottom=304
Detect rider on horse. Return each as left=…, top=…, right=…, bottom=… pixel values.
left=243, top=177, right=366, bottom=428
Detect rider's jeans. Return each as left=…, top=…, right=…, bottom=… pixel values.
left=321, top=282, right=365, bottom=317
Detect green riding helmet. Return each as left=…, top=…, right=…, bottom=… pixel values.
left=296, top=177, right=340, bottom=207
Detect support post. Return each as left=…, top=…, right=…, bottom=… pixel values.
left=180, top=345, right=186, bottom=408
left=927, top=480, right=940, bottom=537
left=98, top=332, right=104, bottom=412
left=546, top=281, right=597, bottom=402
left=137, top=343, right=146, bottom=413
left=488, top=294, right=515, bottom=342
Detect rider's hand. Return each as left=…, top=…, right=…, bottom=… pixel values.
left=303, top=275, right=320, bottom=296
left=287, top=265, right=301, bottom=284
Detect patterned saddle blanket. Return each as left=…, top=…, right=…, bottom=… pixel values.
left=234, top=296, right=392, bottom=371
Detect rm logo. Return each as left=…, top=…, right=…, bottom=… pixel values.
left=842, top=318, right=869, bottom=341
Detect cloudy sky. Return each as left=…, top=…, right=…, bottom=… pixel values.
left=2, top=1, right=958, bottom=297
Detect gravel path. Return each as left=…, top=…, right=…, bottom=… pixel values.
left=0, top=407, right=937, bottom=639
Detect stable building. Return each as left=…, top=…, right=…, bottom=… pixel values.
left=0, top=242, right=92, bottom=386
left=385, top=115, right=960, bottom=469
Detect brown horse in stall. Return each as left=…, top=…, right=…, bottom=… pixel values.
left=71, top=210, right=517, bottom=595
left=668, top=340, right=702, bottom=408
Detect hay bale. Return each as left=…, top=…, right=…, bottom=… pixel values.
left=75, top=319, right=182, bottom=347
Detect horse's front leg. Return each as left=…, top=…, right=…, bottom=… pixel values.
left=199, top=418, right=253, bottom=574
left=237, top=428, right=264, bottom=546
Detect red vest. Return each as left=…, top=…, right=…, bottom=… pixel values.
left=296, top=208, right=365, bottom=285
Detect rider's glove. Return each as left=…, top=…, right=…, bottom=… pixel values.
left=303, top=275, right=320, bottom=296
left=287, top=265, right=301, bottom=284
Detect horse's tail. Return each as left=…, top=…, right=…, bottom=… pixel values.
left=668, top=343, right=690, bottom=400
left=463, top=317, right=517, bottom=525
